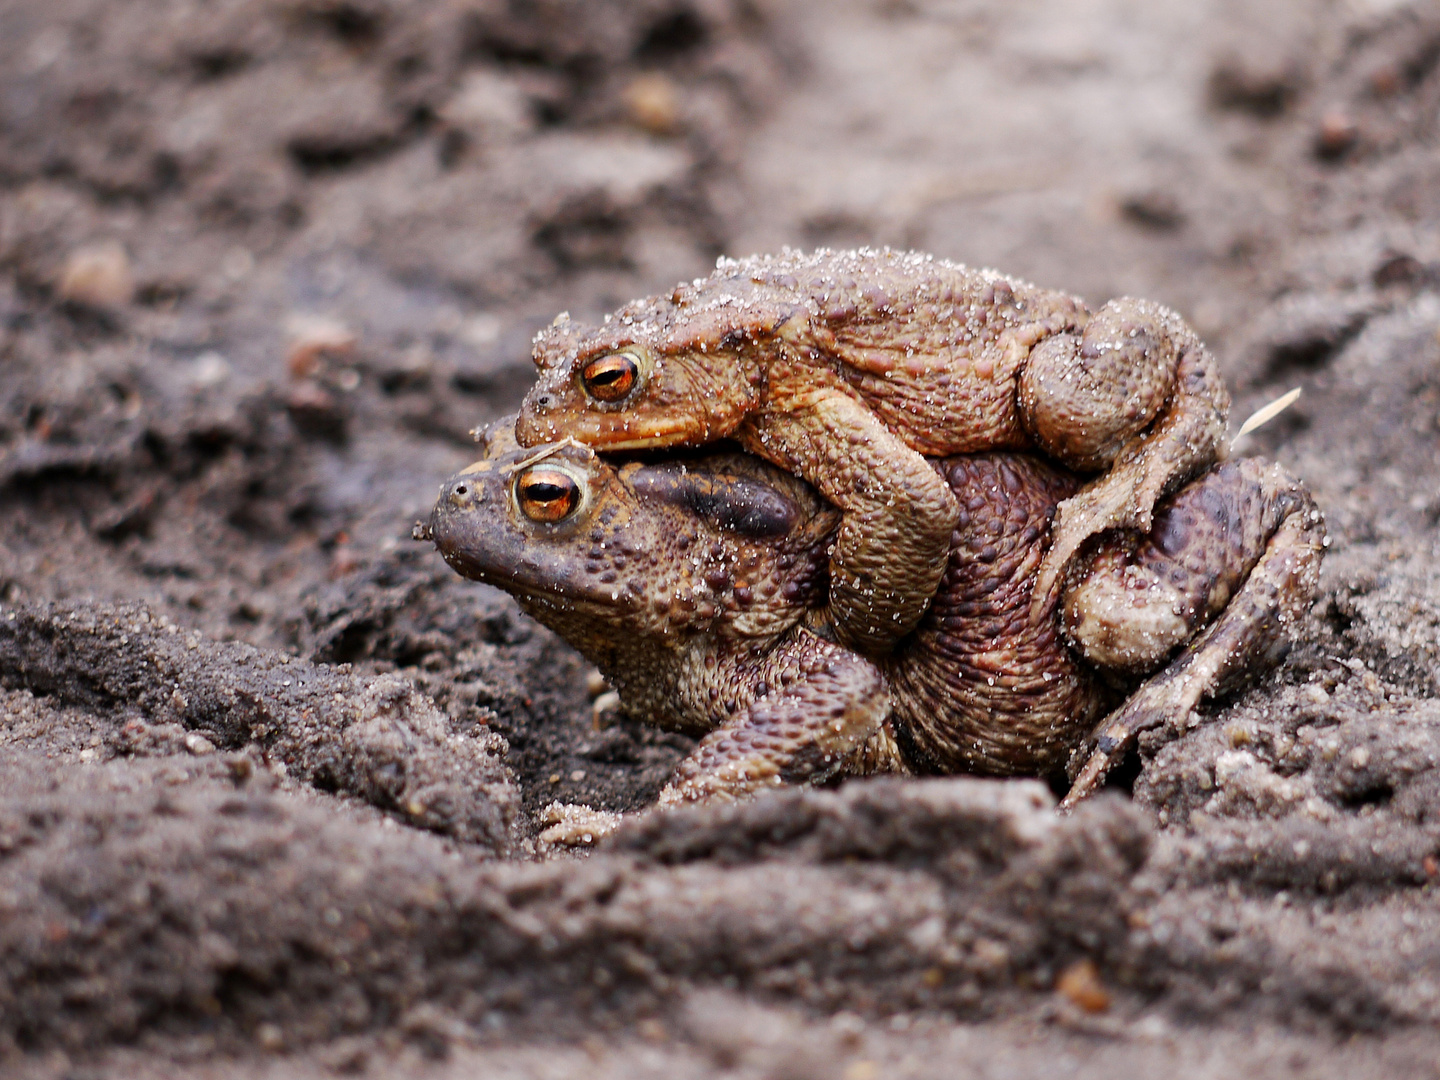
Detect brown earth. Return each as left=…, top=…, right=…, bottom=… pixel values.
left=2, top=0, right=1440, bottom=1076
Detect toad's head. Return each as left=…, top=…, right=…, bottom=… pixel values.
left=515, top=284, right=797, bottom=451
left=425, top=417, right=837, bottom=656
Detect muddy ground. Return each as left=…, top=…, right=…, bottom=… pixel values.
left=2, top=0, right=1440, bottom=1076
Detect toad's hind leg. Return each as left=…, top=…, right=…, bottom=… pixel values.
left=1056, top=459, right=1325, bottom=811
left=1020, top=299, right=1231, bottom=618
left=658, top=632, right=889, bottom=806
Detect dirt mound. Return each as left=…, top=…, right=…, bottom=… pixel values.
left=0, top=601, right=517, bottom=847
left=0, top=773, right=1146, bottom=1053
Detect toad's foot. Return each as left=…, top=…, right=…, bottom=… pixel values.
left=538, top=801, right=625, bottom=848
left=659, top=631, right=889, bottom=805
left=1034, top=458, right=1164, bottom=623
left=1023, top=299, right=1231, bottom=618
left=1057, top=460, right=1325, bottom=810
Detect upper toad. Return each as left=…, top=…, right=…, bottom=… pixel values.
left=516, top=248, right=1230, bottom=659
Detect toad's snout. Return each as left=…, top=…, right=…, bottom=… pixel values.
left=427, top=471, right=493, bottom=564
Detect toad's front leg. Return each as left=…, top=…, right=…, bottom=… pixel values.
left=738, top=389, right=960, bottom=658
left=1020, top=299, right=1232, bottom=614
left=658, top=631, right=889, bottom=806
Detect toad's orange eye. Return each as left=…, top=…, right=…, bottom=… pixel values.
left=581, top=352, right=640, bottom=402
left=517, top=468, right=581, bottom=522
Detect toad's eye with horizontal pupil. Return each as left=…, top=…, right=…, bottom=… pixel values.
left=517, top=468, right=581, bottom=522
left=581, top=352, right=640, bottom=402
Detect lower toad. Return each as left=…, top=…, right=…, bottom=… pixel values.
left=423, top=419, right=1323, bottom=819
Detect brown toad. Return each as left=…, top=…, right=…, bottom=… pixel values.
left=516, top=248, right=1230, bottom=659
left=424, top=419, right=1322, bottom=811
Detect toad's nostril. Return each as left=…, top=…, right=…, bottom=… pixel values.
left=536, top=394, right=553, bottom=409
left=449, top=480, right=482, bottom=508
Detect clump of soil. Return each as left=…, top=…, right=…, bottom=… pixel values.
left=3, top=0, right=1440, bottom=1076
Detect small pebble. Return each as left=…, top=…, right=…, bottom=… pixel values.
left=1315, top=110, right=1359, bottom=159
left=226, top=755, right=254, bottom=782
left=188, top=351, right=232, bottom=388
left=329, top=544, right=361, bottom=579
left=285, top=314, right=357, bottom=379
left=592, top=690, right=622, bottom=729
left=585, top=668, right=611, bottom=698
left=1056, top=958, right=1111, bottom=1014
left=624, top=73, right=681, bottom=135
left=1370, top=65, right=1401, bottom=97
left=58, top=241, right=134, bottom=309
left=256, top=1023, right=285, bottom=1052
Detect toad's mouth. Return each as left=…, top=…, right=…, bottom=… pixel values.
left=427, top=512, right=645, bottom=615
left=515, top=410, right=711, bottom=451
left=436, top=544, right=634, bottom=609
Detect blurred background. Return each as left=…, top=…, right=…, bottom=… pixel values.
left=6, top=3, right=1440, bottom=1073
left=3, top=0, right=1440, bottom=817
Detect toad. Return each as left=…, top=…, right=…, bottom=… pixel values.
left=423, top=419, right=1322, bottom=812
left=516, top=248, right=1231, bottom=659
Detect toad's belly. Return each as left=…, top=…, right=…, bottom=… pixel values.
left=882, top=453, right=1108, bottom=776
